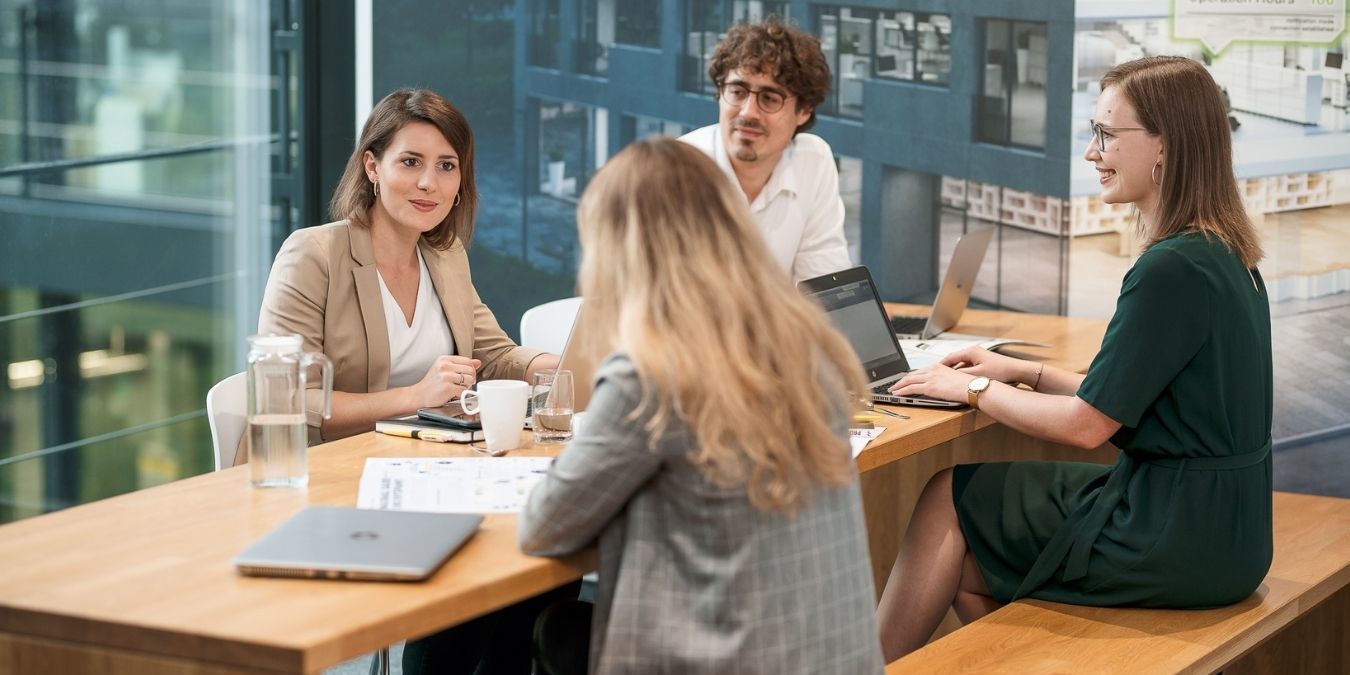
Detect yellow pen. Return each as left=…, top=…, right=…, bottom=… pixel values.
left=379, top=428, right=454, bottom=442
left=417, top=431, right=456, bottom=443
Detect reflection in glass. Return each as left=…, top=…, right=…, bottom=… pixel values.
left=978, top=20, right=1047, bottom=150
left=874, top=12, right=951, bottom=85
left=528, top=0, right=561, bottom=69
left=0, top=0, right=273, bottom=523
left=682, top=1, right=790, bottom=94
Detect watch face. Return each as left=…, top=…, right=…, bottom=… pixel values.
left=970, top=376, right=991, bottom=393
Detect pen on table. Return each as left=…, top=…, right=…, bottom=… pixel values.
left=382, top=428, right=455, bottom=443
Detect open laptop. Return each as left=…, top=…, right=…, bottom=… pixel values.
left=554, top=302, right=599, bottom=412
left=801, top=266, right=964, bottom=408
left=233, top=507, right=482, bottom=581
left=891, top=225, right=995, bottom=339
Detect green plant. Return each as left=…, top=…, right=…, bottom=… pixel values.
left=546, top=145, right=565, bottom=163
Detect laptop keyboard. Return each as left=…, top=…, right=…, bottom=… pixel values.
left=890, top=314, right=927, bottom=335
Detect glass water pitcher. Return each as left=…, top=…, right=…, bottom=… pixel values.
left=246, top=334, right=332, bottom=487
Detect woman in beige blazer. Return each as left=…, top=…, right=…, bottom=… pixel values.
left=257, top=89, right=556, bottom=446
left=258, top=89, right=572, bottom=675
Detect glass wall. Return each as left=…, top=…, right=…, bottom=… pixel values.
left=874, top=11, right=951, bottom=85
left=375, top=0, right=577, bottom=338
left=978, top=20, right=1047, bottom=149
left=615, top=0, right=661, bottom=48
left=817, top=6, right=875, bottom=118
left=818, top=8, right=953, bottom=117
left=528, top=0, right=561, bottom=68
left=0, top=0, right=276, bottom=523
left=682, top=0, right=789, bottom=93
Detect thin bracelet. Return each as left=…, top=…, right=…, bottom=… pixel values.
left=1031, top=363, right=1044, bottom=392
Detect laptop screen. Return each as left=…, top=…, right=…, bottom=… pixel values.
left=800, top=267, right=911, bottom=384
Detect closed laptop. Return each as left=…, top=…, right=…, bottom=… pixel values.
left=233, top=506, right=482, bottom=581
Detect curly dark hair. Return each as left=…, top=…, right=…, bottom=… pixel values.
left=706, top=18, right=830, bottom=135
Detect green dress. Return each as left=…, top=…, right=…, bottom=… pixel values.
left=954, top=231, right=1273, bottom=608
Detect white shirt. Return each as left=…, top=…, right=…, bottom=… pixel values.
left=679, top=124, right=851, bottom=282
left=378, top=248, right=455, bottom=389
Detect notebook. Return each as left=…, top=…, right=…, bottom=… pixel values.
left=376, top=414, right=485, bottom=443
left=233, top=506, right=482, bottom=581
left=800, top=266, right=964, bottom=408
left=891, top=225, right=995, bottom=339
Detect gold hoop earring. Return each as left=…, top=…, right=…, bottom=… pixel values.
left=453, top=192, right=461, bottom=207
left=372, top=179, right=380, bottom=197
left=1151, top=163, right=1162, bottom=186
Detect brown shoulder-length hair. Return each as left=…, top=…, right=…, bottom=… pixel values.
left=707, top=17, right=830, bottom=135
left=1102, top=56, right=1263, bottom=268
left=329, top=88, right=477, bottom=249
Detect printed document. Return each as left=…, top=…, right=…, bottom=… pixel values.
left=850, top=427, right=885, bottom=458
left=357, top=457, right=554, bottom=513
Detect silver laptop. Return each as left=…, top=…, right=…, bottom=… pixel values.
left=233, top=507, right=482, bottom=581
left=891, top=225, right=995, bottom=339
left=555, top=302, right=599, bottom=412
left=800, top=266, right=964, bottom=408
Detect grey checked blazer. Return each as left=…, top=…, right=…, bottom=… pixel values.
left=519, top=354, right=884, bottom=675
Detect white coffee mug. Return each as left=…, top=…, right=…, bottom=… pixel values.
left=460, top=380, right=530, bottom=452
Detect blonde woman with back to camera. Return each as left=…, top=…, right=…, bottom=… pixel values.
left=517, top=138, right=885, bottom=675
left=876, top=56, right=1273, bottom=661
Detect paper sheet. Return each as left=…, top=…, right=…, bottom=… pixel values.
left=850, top=427, right=885, bottom=458
left=899, top=336, right=1048, bottom=369
left=356, top=457, right=554, bottom=513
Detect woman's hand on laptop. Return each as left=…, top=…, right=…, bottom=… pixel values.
left=939, top=347, right=1026, bottom=385
left=889, top=363, right=977, bottom=403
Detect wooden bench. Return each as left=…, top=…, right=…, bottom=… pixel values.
left=886, top=491, right=1350, bottom=674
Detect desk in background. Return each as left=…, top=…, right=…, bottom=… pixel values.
left=0, top=306, right=1108, bottom=674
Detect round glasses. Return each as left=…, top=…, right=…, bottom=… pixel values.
left=718, top=82, right=793, bottom=114
left=1089, top=119, right=1148, bottom=153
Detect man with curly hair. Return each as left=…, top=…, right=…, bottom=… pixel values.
left=680, top=18, right=851, bottom=282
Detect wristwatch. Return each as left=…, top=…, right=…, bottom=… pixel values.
left=967, top=376, right=991, bottom=410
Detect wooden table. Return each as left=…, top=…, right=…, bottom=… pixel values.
left=0, top=436, right=590, bottom=675
left=0, top=306, right=1109, bottom=674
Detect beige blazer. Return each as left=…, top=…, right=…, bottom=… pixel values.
left=254, top=221, right=543, bottom=451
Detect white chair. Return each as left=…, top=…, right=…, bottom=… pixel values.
left=206, top=372, right=247, bottom=471
left=519, top=297, right=583, bottom=353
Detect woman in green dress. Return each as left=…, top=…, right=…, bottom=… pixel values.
left=876, top=56, right=1273, bottom=661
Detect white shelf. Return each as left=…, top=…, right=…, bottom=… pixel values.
left=1239, top=172, right=1336, bottom=214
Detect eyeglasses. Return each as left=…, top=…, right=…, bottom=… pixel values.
left=1089, top=119, right=1148, bottom=153
left=718, top=82, right=793, bottom=114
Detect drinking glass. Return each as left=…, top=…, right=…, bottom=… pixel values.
left=531, top=370, right=574, bottom=444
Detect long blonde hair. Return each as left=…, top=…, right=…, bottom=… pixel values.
left=574, top=139, right=867, bottom=513
left=1103, top=57, right=1263, bottom=267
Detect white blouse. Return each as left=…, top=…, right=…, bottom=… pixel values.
left=378, top=248, right=455, bottom=389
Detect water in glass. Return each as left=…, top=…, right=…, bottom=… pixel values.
left=532, top=369, right=574, bottom=444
